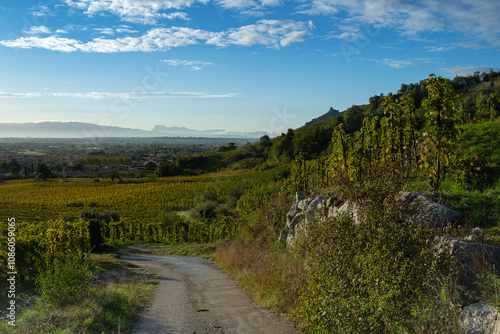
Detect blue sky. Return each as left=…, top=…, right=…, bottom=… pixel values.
left=0, top=0, right=499, bottom=135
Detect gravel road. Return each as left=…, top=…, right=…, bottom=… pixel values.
left=121, top=254, right=298, bottom=334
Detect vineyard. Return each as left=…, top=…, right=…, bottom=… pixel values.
left=0, top=170, right=267, bottom=222
left=0, top=167, right=289, bottom=292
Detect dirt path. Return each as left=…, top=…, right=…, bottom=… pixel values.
left=121, top=254, right=298, bottom=334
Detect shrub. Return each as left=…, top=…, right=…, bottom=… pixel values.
left=191, top=201, right=218, bottom=221
left=473, top=265, right=500, bottom=307
left=292, top=173, right=459, bottom=333
left=36, top=253, right=93, bottom=307
left=88, top=219, right=104, bottom=250
left=100, top=210, right=120, bottom=223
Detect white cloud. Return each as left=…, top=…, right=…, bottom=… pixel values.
left=162, top=12, right=189, bottom=20
left=296, top=0, right=340, bottom=15
left=0, top=90, right=238, bottom=99
left=162, top=59, right=215, bottom=70
left=24, top=26, right=51, bottom=35
left=297, top=0, right=500, bottom=48
left=66, top=0, right=283, bottom=21
left=217, top=0, right=255, bottom=10
left=65, top=0, right=204, bottom=24
left=93, top=25, right=140, bottom=36
left=0, top=91, right=43, bottom=99
left=328, top=25, right=366, bottom=42
left=0, top=36, right=83, bottom=52
left=31, top=5, right=54, bottom=17
left=441, top=66, right=500, bottom=77
left=215, top=0, right=282, bottom=16
left=369, top=57, right=438, bottom=69
left=94, top=28, right=116, bottom=35
left=280, top=30, right=308, bottom=47
left=115, top=25, right=139, bottom=34
left=380, top=58, right=413, bottom=69
left=207, top=20, right=313, bottom=48
left=425, top=41, right=489, bottom=53
left=0, top=20, right=313, bottom=52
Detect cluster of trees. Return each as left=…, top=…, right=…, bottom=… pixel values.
left=155, top=71, right=499, bottom=179
left=0, top=159, right=21, bottom=174
left=0, top=159, right=52, bottom=180
left=291, top=74, right=499, bottom=193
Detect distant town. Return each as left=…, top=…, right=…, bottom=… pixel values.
left=0, top=137, right=253, bottom=180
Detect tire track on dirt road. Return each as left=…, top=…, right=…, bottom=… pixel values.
left=121, top=254, right=298, bottom=334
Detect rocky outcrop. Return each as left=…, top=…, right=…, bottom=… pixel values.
left=460, top=303, right=500, bottom=334
left=283, top=193, right=330, bottom=246
left=282, top=192, right=500, bottom=331
left=432, top=235, right=500, bottom=305
left=395, top=191, right=461, bottom=227
left=282, top=191, right=461, bottom=247
left=433, top=236, right=500, bottom=268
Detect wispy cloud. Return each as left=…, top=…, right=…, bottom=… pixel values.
left=64, top=0, right=202, bottom=24
left=0, top=20, right=313, bottom=52
left=379, top=58, right=413, bottom=69
left=30, top=5, right=55, bottom=17
left=425, top=41, right=490, bottom=52
left=93, top=25, right=140, bottom=36
left=94, top=28, right=115, bottom=36
left=17, top=0, right=500, bottom=51
left=162, top=59, right=215, bottom=71
left=295, top=0, right=339, bottom=16
left=297, top=0, right=500, bottom=48
left=369, top=57, right=438, bottom=69
left=440, top=66, right=500, bottom=77
left=205, top=20, right=314, bottom=48
left=0, top=90, right=239, bottom=99
left=327, top=25, right=366, bottom=42
left=0, top=91, right=43, bottom=99
left=215, top=0, right=282, bottom=16
left=24, top=26, right=51, bottom=35
left=162, top=12, right=189, bottom=20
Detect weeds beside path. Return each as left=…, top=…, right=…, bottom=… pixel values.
left=0, top=252, right=156, bottom=334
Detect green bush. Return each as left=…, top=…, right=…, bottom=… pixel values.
left=292, top=173, right=459, bottom=333
left=37, top=253, right=93, bottom=307
left=474, top=265, right=500, bottom=307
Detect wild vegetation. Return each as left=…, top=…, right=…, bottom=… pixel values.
left=1, top=72, right=499, bottom=332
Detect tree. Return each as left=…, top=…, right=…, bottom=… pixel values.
left=106, top=168, right=120, bottom=182
left=257, top=135, right=272, bottom=155
left=421, top=74, right=460, bottom=190
left=9, top=159, right=21, bottom=174
left=380, top=94, right=418, bottom=174
left=36, top=163, right=51, bottom=180
left=217, top=142, right=237, bottom=152
left=343, top=105, right=365, bottom=133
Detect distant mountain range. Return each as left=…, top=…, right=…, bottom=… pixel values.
left=0, top=122, right=270, bottom=139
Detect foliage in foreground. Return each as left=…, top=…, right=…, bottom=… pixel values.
left=292, top=185, right=459, bottom=333
left=0, top=281, right=155, bottom=334
left=218, top=165, right=464, bottom=333
left=36, top=253, right=93, bottom=307
left=1, top=251, right=155, bottom=333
